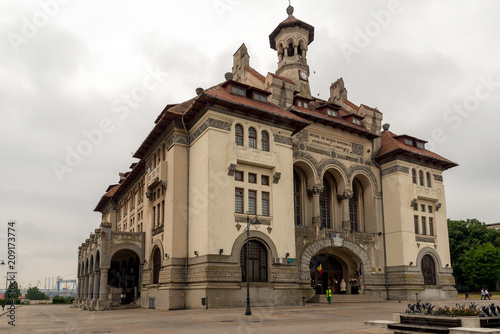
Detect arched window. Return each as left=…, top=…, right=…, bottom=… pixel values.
left=426, top=172, right=431, bottom=187
left=293, top=170, right=301, bottom=226
left=349, top=181, right=361, bottom=232
left=320, top=176, right=331, bottom=229
left=248, top=127, right=257, bottom=149
left=419, top=170, right=424, bottom=186
left=235, top=124, right=243, bottom=146
left=152, top=247, right=161, bottom=284
left=240, top=240, right=268, bottom=282
left=261, top=131, right=269, bottom=151
left=422, top=255, right=436, bottom=285
left=412, top=169, right=417, bottom=184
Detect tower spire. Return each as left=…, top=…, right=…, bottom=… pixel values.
left=287, top=1, right=294, bottom=17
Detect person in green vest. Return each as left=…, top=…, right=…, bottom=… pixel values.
left=326, top=287, right=332, bottom=304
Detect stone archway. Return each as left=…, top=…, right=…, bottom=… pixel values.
left=299, top=238, right=372, bottom=290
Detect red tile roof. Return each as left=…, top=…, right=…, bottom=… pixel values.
left=375, top=130, right=457, bottom=170
left=344, top=99, right=359, bottom=111
left=244, top=66, right=266, bottom=84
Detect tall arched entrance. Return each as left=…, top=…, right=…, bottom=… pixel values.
left=108, top=249, right=141, bottom=305
left=310, top=255, right=344, bottom=294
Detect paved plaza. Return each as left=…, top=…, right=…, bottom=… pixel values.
left=0, top=298, right=493, bottom=333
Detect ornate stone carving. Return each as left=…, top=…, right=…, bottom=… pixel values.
left=341, top=220, right=351, bottom=229
left=190, top=118, right=232, bottom=143
left=312, top=216, right=321, bottom=226
left=267, top=226, right=272, bottom=234
left=294, top=129, right=309, bottom=142
left=416, top=236, right=436, bottom=243
left=382, top=165, right=410, bottom=176
left=337, top=190, right=353, bottom=201
left=273, top=134, right=292, bottom=146
left=433, top=174, right=443, bottom=182
left=295, top=226, right=316, bottom=236
left=307, top=184, right=323, bottom=196
left=166, top=134, right=188, bottom=149
left=273, top=172, right=281, bottom=184
left=352, top=143, right=364, bottom=156
left=227, top=163, right=237, bottom=176
left=305, top=145, right=330, bottom=155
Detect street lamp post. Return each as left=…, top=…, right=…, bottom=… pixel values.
left=245, top=212, right=261, bottom=316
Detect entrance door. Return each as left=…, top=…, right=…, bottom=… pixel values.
left=310, top=255, right=344, bottom=294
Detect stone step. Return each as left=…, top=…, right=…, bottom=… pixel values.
left=308, top=293, right=387, bottom=304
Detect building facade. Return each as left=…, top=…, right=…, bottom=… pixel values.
left=76, top=6, right=458, bottom=310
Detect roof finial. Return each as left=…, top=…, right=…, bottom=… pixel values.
left=287, top=0, right=294, bottom=17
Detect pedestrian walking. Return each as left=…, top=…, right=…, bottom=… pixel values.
left=326, top=287, right=332, bottom=304
left=1, top=299, right=5, bottom=311
left=485, top=289, right=491, bottom=300
left=481, top=288, right=485, bottom=300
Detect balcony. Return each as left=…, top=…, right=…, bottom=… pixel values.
left=147, top=161, right=167, bottom=189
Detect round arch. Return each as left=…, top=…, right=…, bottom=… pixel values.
left=322, top=165, right=348, bottom=192
left=293, top=159, right=317, bottom=188
left=150, top=239, right=165, bottom=271
left=299, top=238, right=372, bottom=283
left=230, top=230, right=278, bottom=262
left=95, top=251, right=101, bottom=271
left=348, top=165, right=379, bottom=196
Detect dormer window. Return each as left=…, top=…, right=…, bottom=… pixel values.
left=303, top=102, right=308, bottom=108
left=231, top=86, right=245, bottom=96
left=416, top=141, right=425, bottom=149
left=352, top=118, right=362, bottom=126
left=404, top=138, right=413, bottom=146
left=327, top=108, right=337, bottom=117
left=253, top=92, right=268, bottom=103
left=297, top=100, right=303, bottom=107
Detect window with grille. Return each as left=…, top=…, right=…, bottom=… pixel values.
left=414, top=215, right=419, bottom=234
left=262, top=192, right=269, bottom=217
left=421, top=216, right=427, bottom=235
left=349, top=184, right=359, bottom=231
left=320, top=177, right=331, bottom=229
left=429, top=218, right=434, bottom=236
left=261, top=131, right=269, bottom=151
left=248, top=190, right=256, bottom=215
left=419, top=170, right=424, bottom=186
left=249, top=127, right=257, bottom=149
left=412, top=169, right=417, bottom=184
left=240, top=241, right=268, bottom=282
left=235, top=125, right=243, bottom=146
left=293, top=170, right=301, bottom=226
left=235, top=188, right=244, bottom=213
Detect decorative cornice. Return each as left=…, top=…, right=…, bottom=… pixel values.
left=381, top=165, right=410, bottom=176
left=190, top=118, right=232, bottom=143
left=433, top=174, right=443, bottom=182
left=166, top=134, right=188, bottom=150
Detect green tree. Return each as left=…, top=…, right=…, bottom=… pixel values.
left=5, top=281, right=20, bottom=303
left=25, top=287, right=49, bottom=300
left=447, top=219, right=500, bottom=286
left=460, top=243, right=500, bottom=288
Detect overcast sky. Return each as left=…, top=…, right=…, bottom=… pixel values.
left=1, top=0, right=499, bottom=287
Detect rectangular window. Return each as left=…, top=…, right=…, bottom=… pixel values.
left=231, top=86, right=245, bottom=96
left=414, top=215, right=419, bottom=234
left=420, top=204, right=425, bottom=212
left=235, top=170, right=243, bottom=181
left=262, top=192, right=270, bottom=217
left=353, top=118, right=362, bottom=126
left=161, top=200, right=165, bottom=226
left=261, top=175, right=269, bottom=186
left=248, top=173, right=257, bottom=183
left=303, top=102, right=308, bottom=108
left=248, top=190, right=257, bottom=215
left=253, top=92, right=267, bottom=102
left=429, top=218, right=434, bottom=236
left=421, top=217, right=427, bottom=235
left=405, top=138, right=413, bottom=146
left=327, top=108, right=337, bottom=117
left=152, top=207, right=156, bottom=227
left=235, top=188, right=244, bottom=214
left=297, top=100, right=303, bottom=107
left=416, top=142, right=425, bottom=149
left=428, top=205, right=433, bottom=213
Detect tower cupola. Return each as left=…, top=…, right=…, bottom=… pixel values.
left=269, top=5, right=315, bottom=98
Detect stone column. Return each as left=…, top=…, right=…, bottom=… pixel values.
left=82, top=274, right=88, bottom=306
left=77, top=276, right=82, bottom=305
left=308, top=184, right=323, bottom=226
left=87, top=272, right=94, bottom=307
left=97, top=266, right=110, bottom=311
left=338, top=190, right=353, bottom=231
left=92, top=270, right=100, bottom=309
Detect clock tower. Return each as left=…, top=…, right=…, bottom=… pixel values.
left=269, top=5, right=314, bottom=98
